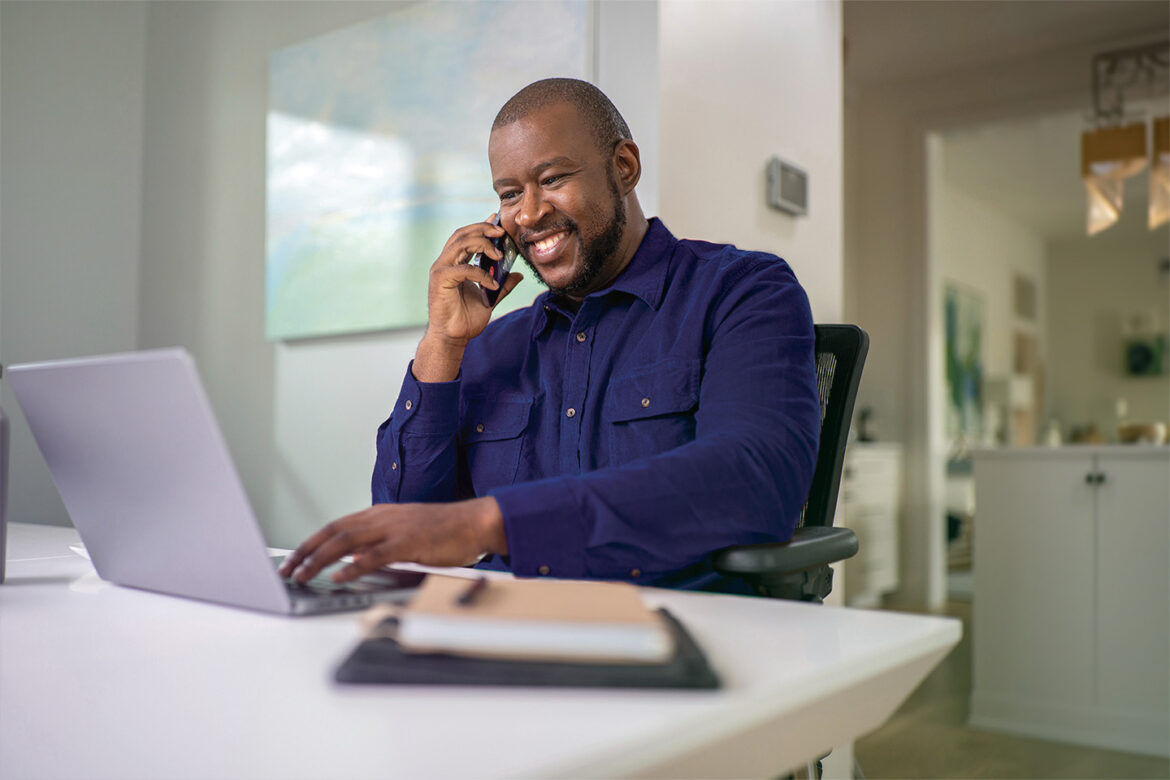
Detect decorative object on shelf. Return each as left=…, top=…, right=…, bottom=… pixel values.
left=1122, top=310, right=1167, bottom=376
left=1081, top=39, right=1169, bottom=236
left=1044, top=419, right=1064, bottom=447
left=1070, top=423, right=1107, bottom=445
left=1118, top=422, right=1168, bottom=445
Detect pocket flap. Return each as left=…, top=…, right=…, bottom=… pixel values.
left=603, top=360, right=700, bottom=423
left=462, top=395, right=533, bottom=443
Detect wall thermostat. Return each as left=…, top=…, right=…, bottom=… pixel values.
left=766, top=156, right=808, bottom=216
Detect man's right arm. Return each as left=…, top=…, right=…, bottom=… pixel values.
left=371, top=362, right=464, bottom=504
left=372, top=215, right=524, bottom=504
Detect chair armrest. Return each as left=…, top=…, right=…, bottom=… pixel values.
left=711, top=526, right=859, bottom=577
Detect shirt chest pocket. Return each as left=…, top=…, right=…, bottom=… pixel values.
left=461, top=395, right=533, bottom=494
left=602, top=359, right=700, bottom=466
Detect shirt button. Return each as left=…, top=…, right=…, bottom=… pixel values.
left=391, top=461, right=398, bottom=470
left=576, top=331, right=587, bottom=343
left=404, top=400, right=413, bottom=410
left=538, top=565, right=551, bottom=576
left=476, top=423, right=485, bottom=433
left=629, top=568, right=642, bottom=578
left=566, top=407, right=576, bottom=418
left=641, top=397, right=651, bottom=408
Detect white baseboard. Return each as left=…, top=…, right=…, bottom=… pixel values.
left=970, top=691, right=1169, bottom=758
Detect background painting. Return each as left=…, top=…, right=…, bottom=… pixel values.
left=266, top=1, right=588, bottom=340
left=945, top=283, right=985, bottom=440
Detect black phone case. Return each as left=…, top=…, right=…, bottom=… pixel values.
left=468, top=219, right=517, bottom=306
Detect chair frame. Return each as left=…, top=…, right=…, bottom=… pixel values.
left=711, top=324, right=870, bottom=602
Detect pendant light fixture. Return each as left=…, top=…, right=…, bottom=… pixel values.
left=1083, top=40, right=1169, bottom=236
left=1150, top=115, right=1169, bottom=229
left=1081, top=122, right=1147, bottom=236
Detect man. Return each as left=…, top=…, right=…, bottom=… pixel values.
left=281, top=78, right=820, bottom=593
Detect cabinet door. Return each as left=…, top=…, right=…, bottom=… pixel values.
left=1094, top=452, right=1170, bottom=719
left=973, top=455, right=1096, bottom=707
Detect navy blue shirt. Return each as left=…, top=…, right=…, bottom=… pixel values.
left=372, top=219, right=819, bottom=591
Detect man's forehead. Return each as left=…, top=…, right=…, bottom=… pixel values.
left=488, top=103, right=594, bottom=172
left=490, top=102, right=587, bottom=149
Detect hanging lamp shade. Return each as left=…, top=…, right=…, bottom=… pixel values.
left=1081, top=122, right=1147, bottom=235
left=1150, top=116, right=1169, bottom=230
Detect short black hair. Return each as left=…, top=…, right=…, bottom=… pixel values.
left=492, top=78, right=632, bottom=153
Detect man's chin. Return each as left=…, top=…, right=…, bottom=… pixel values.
left=521, top=258, right=576, bottom=295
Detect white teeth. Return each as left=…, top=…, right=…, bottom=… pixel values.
left=533, top=233, right=564, bottom=252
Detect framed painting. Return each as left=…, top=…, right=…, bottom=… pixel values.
left=945, top=283, right=984, bottom=441
left=266, top=1, right=590, bottom=340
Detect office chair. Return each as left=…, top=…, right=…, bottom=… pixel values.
left=710, top=324, right=870, bottom=603
left=711, top=324, right=869, bottom=780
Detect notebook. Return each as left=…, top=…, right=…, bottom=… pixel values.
left=7, top=348, right=424, bottom=615
left=390, top=575, right=675, bottom=663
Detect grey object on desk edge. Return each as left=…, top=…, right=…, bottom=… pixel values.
left=1, top=366, right=8, bottom=584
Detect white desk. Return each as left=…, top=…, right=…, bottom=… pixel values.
left=1, top=523, right=960, bottom=779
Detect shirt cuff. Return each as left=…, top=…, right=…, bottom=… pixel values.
left=392, top=360, right=461, bottom=436
left=490, top=478, right=587, bottom=579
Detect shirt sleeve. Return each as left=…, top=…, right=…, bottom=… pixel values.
left=489, top=260, right=821, bottom=583
left=371, top=361, right=464, bottom=504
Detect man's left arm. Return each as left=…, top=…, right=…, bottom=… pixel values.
left=491, top=260, right=821, bottom=582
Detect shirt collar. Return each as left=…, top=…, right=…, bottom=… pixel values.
left=528, top=218, right=675, bottom=338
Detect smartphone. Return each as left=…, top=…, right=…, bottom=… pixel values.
left=467, top=214, right=519, bottom=307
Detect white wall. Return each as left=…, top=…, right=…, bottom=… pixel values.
left=1046, top=219, right=1170, bottom=434
left=0, top=0, right=147, bottom=525
left=658, top=0, right=843, bottom=321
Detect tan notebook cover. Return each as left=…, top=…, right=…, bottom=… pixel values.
left=393, top=575, right=674, bottom=663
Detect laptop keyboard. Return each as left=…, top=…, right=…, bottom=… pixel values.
left=271, top=555, right=425, bottom=612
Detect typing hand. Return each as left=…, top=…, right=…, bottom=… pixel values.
left=278, top=497, right=507, bottom=585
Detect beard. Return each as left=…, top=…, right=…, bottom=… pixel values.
left=519, top=172, right=627, bottom=298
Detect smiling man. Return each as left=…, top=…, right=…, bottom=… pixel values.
left=281, top=78, right=821, bottom=592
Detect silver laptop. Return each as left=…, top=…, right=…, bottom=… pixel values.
left=8, top=348, right=424, bottom=615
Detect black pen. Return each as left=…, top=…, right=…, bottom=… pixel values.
left=455, top=576, right=488, bottom=607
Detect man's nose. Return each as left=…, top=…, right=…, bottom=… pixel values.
left=516, top=188, right=552, bottom=229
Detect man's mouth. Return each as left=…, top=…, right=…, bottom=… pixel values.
left=523, top=229, right=572, bottom=262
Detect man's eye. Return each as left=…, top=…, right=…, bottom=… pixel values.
left=498, top=191, right=519, bottom=202
left=541, top=175, right=563, bottom=187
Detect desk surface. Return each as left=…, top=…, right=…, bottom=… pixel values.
left=1, top=523, right=960, bottom=779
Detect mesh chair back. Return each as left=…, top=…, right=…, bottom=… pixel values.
left=797, top=325, right=869, bottom=529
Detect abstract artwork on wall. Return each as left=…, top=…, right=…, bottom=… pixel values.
left=945, top=283, right=984, bottom=441
left=266, top=1, right=589, bottom=340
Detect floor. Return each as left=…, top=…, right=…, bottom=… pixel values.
left=853, top=601, right=1170, bottom=780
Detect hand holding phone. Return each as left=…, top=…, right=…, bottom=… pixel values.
left=466, top=214, right=519, bottom=307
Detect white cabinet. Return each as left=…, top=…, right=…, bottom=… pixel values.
left=842, top=443, right=902, bottom=607
left=970, top=446, right=1169, bottom=757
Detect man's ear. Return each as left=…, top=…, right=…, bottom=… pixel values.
left=612, top=139, right=641, bottom=194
